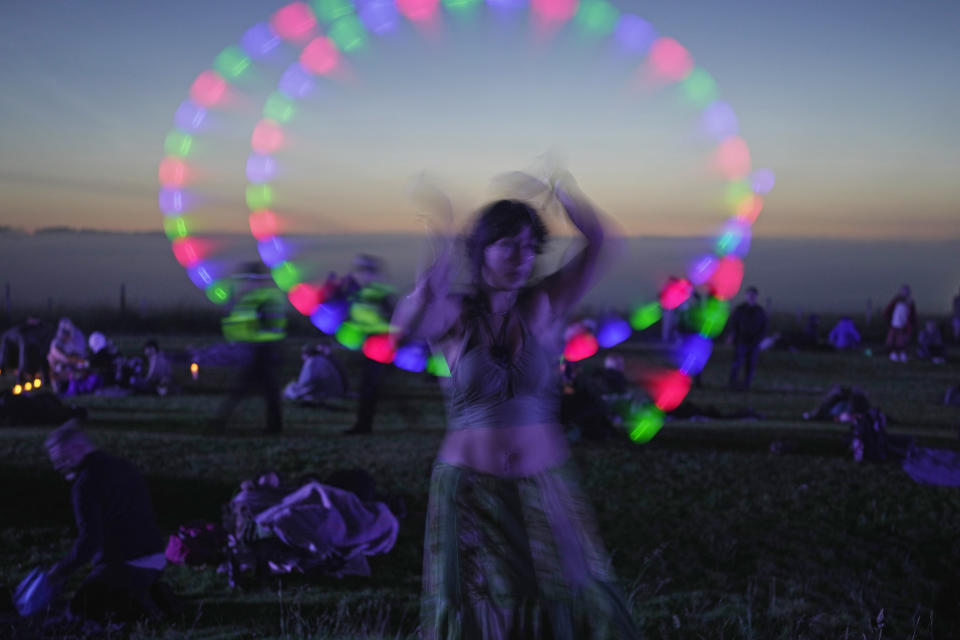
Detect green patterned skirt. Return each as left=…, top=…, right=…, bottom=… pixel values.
left=421, top=460, right=641, bottom=640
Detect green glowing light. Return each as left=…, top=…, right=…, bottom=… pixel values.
left=629, top=302, right=662, bottom=330
left=426, top=352, right=452, bottom=378
left=213, top=46, right=251, bottom=80
left=263, top=92, right=296, bottom=124
left=312, top=0, right=354, bottom=23
left=442, top=0, right=481, bottom=12
left=164, top=130, right=193, bottom=157
left=724, top=180, right=752, bottom=212
left=628, top=404, right=664, bottom=443
left=329, top=15, right=368, bottom=52
left=246, top=184, right=274, bottom=210
left=682, top=68, right=717, bottom=108
left=697, top=298, right=729, bottom=338
left=206, top=280, right=232, bottom=305
left=163, top=216, right=190, bottom=241
left=576, top=0, right=619, bottom=36
left=336, top=321, right=365, bottom=350
left=271, top=261, right=300, bottom=292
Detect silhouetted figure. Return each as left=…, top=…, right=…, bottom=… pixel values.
left=728, top=286, right=767, bottom=390
left=884, top=284, right=917, bottom=362
left=917, top=320, right=946, bottom=364
left=952, top=286, right=960, bottom=343
left=44, top=420, right=168, bottom=623
left=284, top=343, right=348, bottom=405
left=337, top=255, right=395, bottom=435
left=828, top=317, right=861, bottom=350
left=0, top=316, right=51, bottom=383
left=47, top=318, right=88, bottom=394
left=211, top=263, right=287, bottom=434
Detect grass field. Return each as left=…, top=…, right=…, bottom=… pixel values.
left=2, top=331, right=959, bottom=639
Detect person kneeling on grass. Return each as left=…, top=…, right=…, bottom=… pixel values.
left=43, top=420, right=171, bottom=624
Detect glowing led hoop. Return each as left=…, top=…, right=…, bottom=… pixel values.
left=160, top=0, right=775, bottom=438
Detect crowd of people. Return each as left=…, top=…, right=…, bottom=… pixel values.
left=3, top=175, right=959, bottom=637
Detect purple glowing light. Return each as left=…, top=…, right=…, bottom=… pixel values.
left=187, top=263, right=216, bottom=288
left=614, top=14, right=657, bottom=55
left=687, top=254, right=718, bottom=286
left=701, top=100, right=739, bottom=142
left=278, top=63, right=316, bottom=99
left=174, top=100, right=208, bottom=133
left=356, top=0, right=400, bottom=35
left=257, top=237, right=292, bottom=267
left=487, top=0, right=529, bottom=10
left=158, top=188, right=193, bottom=215
left=750, top=168, right=776, bottom=195
left=246, top=153, right=277, bottom=183
left=242, top=23, right=282, bottom=59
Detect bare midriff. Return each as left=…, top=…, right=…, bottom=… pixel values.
left=436, top=422, right=570, bottom=477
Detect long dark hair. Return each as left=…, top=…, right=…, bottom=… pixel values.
left=464, top=199, right=548, bottom=286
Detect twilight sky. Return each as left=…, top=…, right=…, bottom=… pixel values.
left=1, top=0, right=958, bottom=239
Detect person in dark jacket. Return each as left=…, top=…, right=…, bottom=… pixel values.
left=728, top=286, right=768, bottom=390
left=44, top=420, right=167, bottom=622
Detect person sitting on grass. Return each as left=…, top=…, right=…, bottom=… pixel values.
left=828, top=316, right=861, bottom=350
left=131, top=340, right=174, bottom=395
left=44, top=420, right=170, bottom=624
left=283, top=343, right=348, bottom=407
left=916, top=320, right=946, bottom=364
left=47, top=318, right=88, bottom=394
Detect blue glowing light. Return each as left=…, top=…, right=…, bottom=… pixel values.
left=311, top=299, right=350, bottom=334
left=596, top=315, right=632, bottom=348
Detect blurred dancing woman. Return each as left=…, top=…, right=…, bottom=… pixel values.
left=394, top=174, right=640, bottom=639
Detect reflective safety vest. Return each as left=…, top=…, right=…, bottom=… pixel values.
left=348, top=282, right=396, bottom=335
left=221, top=287, right=287, bottom=343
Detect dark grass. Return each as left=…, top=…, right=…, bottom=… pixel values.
left=2, top=335, right=960, bottom=639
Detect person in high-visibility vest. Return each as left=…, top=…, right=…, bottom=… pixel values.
left=210, top=263, right=287, bottom=434
left=337, top=254, right=396, bottom=435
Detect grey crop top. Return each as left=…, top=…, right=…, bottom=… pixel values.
left=446, top=303, right=561, bottom=430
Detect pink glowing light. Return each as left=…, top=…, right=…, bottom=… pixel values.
left=648, top=37, right=693, bottom=83
left=659, top=277, right=694, bottom=310
left=300, top=36, right=339, bottom=75
left=713, top=136, right=751, bottom=180
left=531, top=0, right=578, bottom=23
left=707, top=256, right=744, bottom=300
left=736, top=194, right=764, bottom=225
left=189, top=71, right=227, bottom=108
left=362, top=334, right=397, bottom=364
left=288, top=283, right=323, bottom=315
left=648, top=370, right=691, bottom=411
left=271, top=2, right=317, bottom=42
left=171, top=237, right=208, bottom=268
left=397, top=0, right=440, bottom=21
left=564, top=331, right=598, bottom=362
left=249, top=210, right=280, bottom=241
left=251, top=120, right=285, bottom=154
left=158, top=157, right=189, bottom=188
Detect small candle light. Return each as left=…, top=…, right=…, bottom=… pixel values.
left=190, top=362, right=199, bottom=380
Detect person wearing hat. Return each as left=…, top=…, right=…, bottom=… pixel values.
left=337, top=254, right=396, bottom=435
left=43, top=420, right=167, bottom=622
left=728, top=285, right=768, bottom=390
